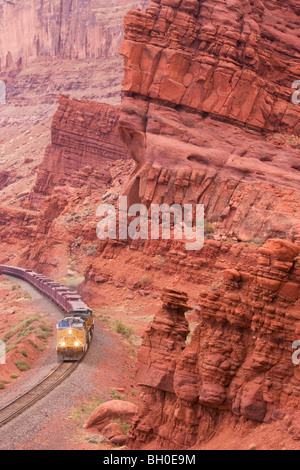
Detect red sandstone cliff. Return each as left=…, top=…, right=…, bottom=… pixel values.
left=112, top=0, right=300, bottom=450
left=121, top=0, right=300, bottom=133
left=0, top=0, right=149, bottom=70
left=27, top=95, right=128, bottom=209
left=118, top=0, right=300, bottom=243
left=128, top=240, right=300, bottom=448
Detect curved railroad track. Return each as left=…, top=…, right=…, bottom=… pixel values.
left=0, top=361, right=80, bottom=428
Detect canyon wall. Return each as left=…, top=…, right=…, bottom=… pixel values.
left=0, top=0, right=149, bottom=70
left=120, top=0, right=300, bottom=133
left=27, top=95, right=128, bottom=209
left=128, top=240, right=300, bottom=449
left=118, top=0, right=300, bottom=243
left=0, top=1, right=151, bottom=217
left=114, top=0, right=300, bottom=449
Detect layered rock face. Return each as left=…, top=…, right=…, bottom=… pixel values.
left=121, top=0, right=300, bottom=132
left=0, top=0, right=149, bottom=70
left=119, top=0, right=300, bottom=243
left=135, top=288, right=191, bottom=392
left=27, top=95, right=128, bottom=209
left=117, top=0, right=300, bottom=449
left=128, top=239, right=300, bottom=449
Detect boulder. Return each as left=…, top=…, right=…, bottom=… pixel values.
left=101, top=423, right=124, bottom=439
left=84, top=400, right=138, bottom=431
left=110, top=435, right=127, bottom=446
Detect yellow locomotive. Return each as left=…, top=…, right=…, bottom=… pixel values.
left=57, top=310, right=94, bottom=361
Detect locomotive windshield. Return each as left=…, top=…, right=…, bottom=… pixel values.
left=58, top=321, right=70, bottom=328
left=57, top=319, right=84, bottom=328
left=72, top=322, right=84, bottom=328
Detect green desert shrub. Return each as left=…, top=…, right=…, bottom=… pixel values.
left=15, top=360, right=31, bottom=372
left=204, top=220, right=215, bottom=235
left=113, top=320, right=133, bottom=339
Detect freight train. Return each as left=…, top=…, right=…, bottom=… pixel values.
left=0, top=265, right=94, bottom=361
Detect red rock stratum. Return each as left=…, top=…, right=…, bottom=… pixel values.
left=128, top=240, right=300, bottom=449
left=28, top=95, right=128, bottom=209
left=114, top=0, right=300, bottom=450
left=119, top=0, right=300, bottom=243
left=0, top=0, right=149, bottom=70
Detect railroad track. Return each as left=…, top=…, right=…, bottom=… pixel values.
left=0, top=361, right=79, bottom=428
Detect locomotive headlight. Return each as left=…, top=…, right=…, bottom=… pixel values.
left=69, top=329, right=72, bottom=335
left=74, top=341, right=79, bottom=347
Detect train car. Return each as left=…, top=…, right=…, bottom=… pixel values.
left=65, top=295, right=81, bottom=312
left=23, top=269, right=35, bottom=282
left=43, top=281, right=61, bottom=298
left=31, top=273, right=44, bottom=289
left=55, top=286, right=69, bottom=304
left=37, top=276, right=50, bottom=292
left=61, top=293, right=80, bottom=311
left=0, top=265, right=94, bottom=362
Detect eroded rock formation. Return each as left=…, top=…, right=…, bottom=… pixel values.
left=119, top=0, right=300, bottom=243
left=0, top=0, right=149, bottom=70
left=121, top=0, right=300, bottom=132
left=135, top=289, right=191, bottom=392
left=128, top=239, right=300, bottom=449
left=28, top=95, right=128, bottom=209
left=116, top=9, right=300, bottom=446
